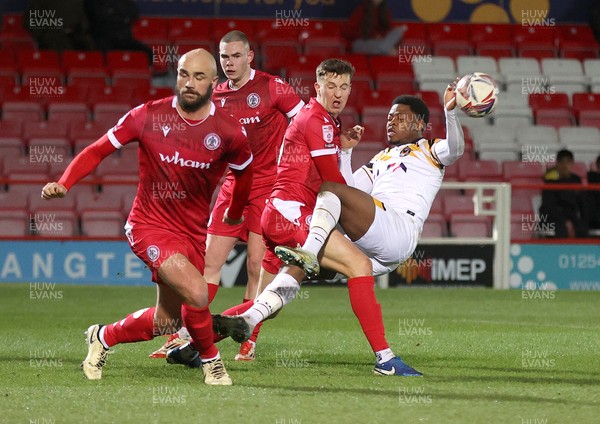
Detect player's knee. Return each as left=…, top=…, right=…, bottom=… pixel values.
left=185, top=288, right=209, bottom=309
left=346, top=255, right=373, bottom=278
left=320, top=181, right=342, bottom=194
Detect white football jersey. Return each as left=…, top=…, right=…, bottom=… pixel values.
left=365, top=138, right=445, bottom=227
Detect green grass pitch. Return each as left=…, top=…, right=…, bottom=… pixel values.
left=1, top=284, right=599, bottom=424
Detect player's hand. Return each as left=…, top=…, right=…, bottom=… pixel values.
left=223, top=207, right=244, bottom=226
left=41, top=182, right=67, bottom=199
left=341, top=125, right=364, bottom=150
left=444, top=77, right=460, bottom=111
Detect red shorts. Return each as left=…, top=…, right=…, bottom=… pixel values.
left=125, top=222, right=206, bottom=284
left=260, top=198, right=313, bottom=274
left=208, top=179, right=271, bottom=242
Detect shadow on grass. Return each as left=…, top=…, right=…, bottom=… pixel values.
left=242, top=382, right=599, bottom=406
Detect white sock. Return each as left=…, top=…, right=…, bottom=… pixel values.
left=303, top=191, right=341, bottom=255
left=243, top=273, right=300, bottom=327
left=178, top=327, right=190, bottom=340
left=375, top=348, right=395, bottom=363
left=201, top=351, right=220, bottom=363
left=98, top=326, right=110, bottom=349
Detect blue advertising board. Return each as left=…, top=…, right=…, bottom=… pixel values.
left=510, top=244, right=600, bottom=291
left=0, top=241, right=153, bottom=286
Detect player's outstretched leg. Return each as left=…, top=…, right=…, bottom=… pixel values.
left=274, top=245, right=319, bottom=280
left=374, top=356, right=423, bottom=377
left=149, top=328, right=191, bottom=359
left=81, top=324, right=110, bottom=380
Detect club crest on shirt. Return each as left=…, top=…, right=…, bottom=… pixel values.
left=147, top=245, right=160, bottom=262
left=204, top=133, right=221, bottom=150
left=322, top=125, right=334, bottom=143
left=247, top=93, right=261, bottom=108
left=399, top=146, right=412, bottom=157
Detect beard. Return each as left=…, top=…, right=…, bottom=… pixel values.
left=176, top=85, right=213, bottom=113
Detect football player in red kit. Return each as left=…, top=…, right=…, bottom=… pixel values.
left=41, top=49, right=253, bottom=385
left=151, top=31, right=304, bottom=361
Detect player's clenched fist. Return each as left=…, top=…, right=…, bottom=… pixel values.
left=341, top=125, right=364, bottom=150
left=41, top=182, right=67, bottom=199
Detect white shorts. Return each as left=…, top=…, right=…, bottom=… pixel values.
left=354, top=203, right=421, bottom=275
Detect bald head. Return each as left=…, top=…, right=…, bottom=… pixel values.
left=177, top=48, right=217, bottom=79
left=175, top=48, right=218, bottom=114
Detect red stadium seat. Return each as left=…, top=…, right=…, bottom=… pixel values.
left=95, top=156, right=139, bottom=178
left=111, top=73, right=151, bottom=92
left=31, top=210, right=78, bottom=237
left=557, top=25, right=597, bottom=59
left=421, top=213, right=446, bottom=237
left=88, top=86, right=133, bottom=107
left=400, top=22, right=431, bottom=55
left=28, top=138, right=71, bottom=160
left=363, top=91, right=398, bottom=108
left=450, top=215, right=490, bottom=238
left=346, top=79, right=374, bottom=112
left=471, top=24, right=514, bottom=58
left=28, top=190, right=76, bottom=213
left=416, top=91, right=442, bottom=108
left=298, top=20, right=342, bottom=41
left=433, top=40, right=473, bottom=60
left=61, top=50, right=105, bottom=72
left=561, top=41, right=599, bottom=60
left=47, top=102, right=89, bottom=124
left=0, top=191, right=29, bottom=211
left=132, top=86, right=174, bottom=105
left=579, top=110, right=600, bottom=130
left=93, top=103, right=131, bottom=125
left=572, top=93, right=600, bottom=121
left=427, top=23, right=469, bottom=43
left=0, top=120, right=23, bottom=138
left=443, top=195, right=474, bottom=219
left=81, top=210, right=124, bottom=237
left=76, top=191, right=122, bottom=214
left=377, top=80, right=415, bottom=96
left=107, top=51, right=150, bottom=73
left=0, top=209, right=29, bottom=237
left=2, top=101, right=44, bottom=123
left=528, top=93, right=570, bottom=111
left=361, top=107, right=388, bottom=142
left=458, top=159, right=502, bottom=182
left=1, top=14, right=28, bottom=35
left=22, top=121, right=69, bottom=141
left=535, top=111, right=574, bottom=128
left=303, top=36, right=346, bottom=57
left=372, top=60, right=414, bottom=83
left=67, top=71, right=109, bottom=90
left=502, top=161, right=544, bottom=182
left=17, top=50, right=60, bottom=71
left=46, top=85, right=89, bottom=104
left=132, top=17, right=169, bottom=44
left=0, top=137, right=24, bottom=158
left=69, top=121, right=113, bottom=143
left=261, top=40, right=302, bottom=74
left=168, top=18, right=212, bottom=43
left=2, top=156, right=48, bottom=176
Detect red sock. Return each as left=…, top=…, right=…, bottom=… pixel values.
left=102, top=307, right=156, bottom=347
left=208, top=284, right=219, bottom=303
left=181, top=303, right=218, bottom=360
left=347, top=276, right=389, bottom=352
left=242, top=298, right=263, bottom=344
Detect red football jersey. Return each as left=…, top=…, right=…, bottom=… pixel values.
left=107, top=97, right=252, bottom=239
left=271, top=97, right=342, bottom=208
left=212, top=69, right=304, bottom=187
